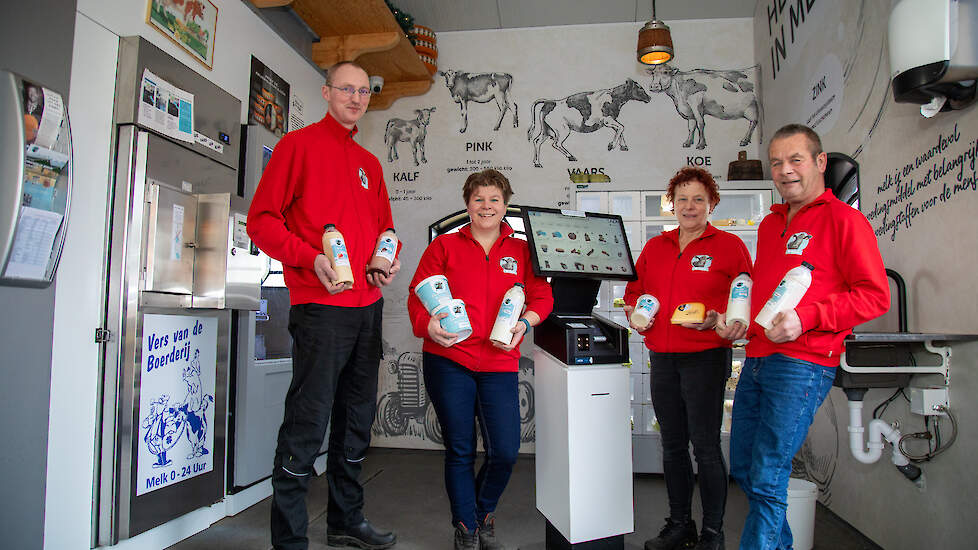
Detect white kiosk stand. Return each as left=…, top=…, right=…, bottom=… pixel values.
left=519, top=206, right=640, bottom=549
left=534, top=346, right=634, bottom=549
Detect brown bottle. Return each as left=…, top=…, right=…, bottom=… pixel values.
left=367, top=228, right=398, bottom=277
left=322, top=224, right=354, bottom=287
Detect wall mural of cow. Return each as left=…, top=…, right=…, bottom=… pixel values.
left=384, top=107, right=436, bottom=166
left=646, top=64, right=761, bottom=150
left=438, top=70, right=518, bottom=133
left=527, top=78, right=651, bottom=168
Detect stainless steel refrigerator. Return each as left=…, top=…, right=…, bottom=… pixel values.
left=97, top=36, right=262, bottom=544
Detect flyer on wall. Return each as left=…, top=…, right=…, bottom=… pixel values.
left=138, top=68, right=195, bottom=143
left=248, top=56, right=290, bottom=136
left=135, top=314, right=218, bottom=496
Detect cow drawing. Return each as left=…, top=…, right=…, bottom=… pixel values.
left=439, top=70, right=517, bottom=133
left=384, top=107, right=436, bottom=166
left=527, top=78, right=651, bottom=168
left=646, top=65, right=760, bottom=150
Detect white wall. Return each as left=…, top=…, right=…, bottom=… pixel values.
left=753, top=1, right=978, bottom=547
left=47, top=1, right=329, bottom=548
left=356, top=18, right=759, bottom=449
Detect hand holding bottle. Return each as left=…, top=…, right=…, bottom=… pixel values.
left=314, top=254, right=351, bottom=294
left=764, top=309, right=803, bottom=343
left=427, top=312, right=459, bottom=347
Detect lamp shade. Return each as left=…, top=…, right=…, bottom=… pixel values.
left=637, top=20, right=673, bottom=65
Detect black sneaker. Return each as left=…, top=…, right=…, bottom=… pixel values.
left=454, top=522, right=479, bottom=550
left=644, top=518, right=698, bottom=550
left=326, top=519, right=397, bottom=549
left=479, top=513, right=505, bottom=550
left=693, top=527, right=724, bottom=550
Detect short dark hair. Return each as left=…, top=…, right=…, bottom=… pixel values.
left=770, top=123, right=823, bottom=157
left=462, top=169, right=514, bottom=204
left=666, top=166, right=720, bottom=207
left=326, top=61, right=367, bottom=85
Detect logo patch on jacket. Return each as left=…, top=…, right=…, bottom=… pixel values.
left=690, top=254, right=713, bottom=271
left=500, top=256, right=518, bottom=274
left=785, top=232, right=812, bottom=255
left=358, top=167, right=368, bottom=189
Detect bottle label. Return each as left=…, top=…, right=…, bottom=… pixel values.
left=375, top=237, right=396, bottom=262
left=731, top=283, right=749, bottom=300
left=497, top=299, right=516, bottom=321
left=769, top=280, right=788, bottom=303
left=330, top=238, right=351, bottom=267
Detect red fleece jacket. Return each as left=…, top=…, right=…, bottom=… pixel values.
left=408, top=224, right=554, bottom=372
left=246, top=113, right=393, bottom=307
left=624, top=224, right=753, bottom=353
left=746, top=190, right=890, bottom=366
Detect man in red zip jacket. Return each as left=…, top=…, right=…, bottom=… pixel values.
left=724, top=124, right=890, bottom=550
left=247, top=61, right=399, bottom=550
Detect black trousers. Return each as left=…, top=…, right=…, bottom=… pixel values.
left=271, top=300, right=383, bottom=550
left=649, top=347, right=731, bottom=532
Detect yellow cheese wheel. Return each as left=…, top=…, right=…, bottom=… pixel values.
left=670, top=302, right=705, bottom=324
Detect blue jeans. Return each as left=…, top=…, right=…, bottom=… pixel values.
left=729, top=354, right=834, bottom=550
left=423, top=352, right=521, bottom=530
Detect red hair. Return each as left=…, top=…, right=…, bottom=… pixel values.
left=666, top=167, right=720, bottom=208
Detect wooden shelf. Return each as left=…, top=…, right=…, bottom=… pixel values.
left=252, top=0, right=433, bottom=111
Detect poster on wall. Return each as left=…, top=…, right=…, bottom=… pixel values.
left=138, top=69, right=195, bottom=143
left=135, top=313, right=217, bottom=496
left=249, top=56, right=290, bottom=136
left=146, top=0, right=219, bottom=70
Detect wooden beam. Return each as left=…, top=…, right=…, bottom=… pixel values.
left=366, top=79, right=433, bottom=111
left=250, top=0, right=293, bottom=8
left=311, top=31, right=402, bottom=68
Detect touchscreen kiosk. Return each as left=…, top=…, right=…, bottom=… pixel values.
left=522, top=207, right=635, bottom=365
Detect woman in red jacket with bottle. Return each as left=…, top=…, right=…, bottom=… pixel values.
left=408, top=169, right=553, bottom=550
left=624, top=167, right=752, bottom=550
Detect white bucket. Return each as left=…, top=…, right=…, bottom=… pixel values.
left=785, top=477, right=817, bottom=550
left=432, top=299, right=472, bottom=343
left=414, top=274, right=453, bottom=313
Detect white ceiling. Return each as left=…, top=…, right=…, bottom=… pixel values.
left=391, top=0, right=758, bottom=32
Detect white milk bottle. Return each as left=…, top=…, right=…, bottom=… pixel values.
left=490, top=283, right=526, bottom=345
left=725, top=272, right=753, bottom=326
left=630, top=294, right=660, bottom=327
left=755, top=262, right=814, bottom=329
left=322, top=224, right=354, bottom=287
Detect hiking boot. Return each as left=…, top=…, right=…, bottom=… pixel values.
left=478, top=513, right=505, bottom=550
left=644, top=518, right=697, bottom=550
left=454, top=522, right=479, bottom=550
left=693, top=527, right=725, bottom=550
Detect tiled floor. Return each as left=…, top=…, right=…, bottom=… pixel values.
left=169, top=448, right=882, bottom=550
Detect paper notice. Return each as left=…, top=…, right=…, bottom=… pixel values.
left=4, top=207, right=63, bottom=280
left=172, top=204, right=185, bottom=261
left=138, top=69, right=195, bottom=143
left=33, top=88, right=65, bottom=150
left=289, top=94, right=304, bottom=131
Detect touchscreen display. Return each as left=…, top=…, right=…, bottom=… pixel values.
left=523, top=208, right=636, bottom=280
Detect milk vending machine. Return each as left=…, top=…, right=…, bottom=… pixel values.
left=97, top=37, right=263, bottom=544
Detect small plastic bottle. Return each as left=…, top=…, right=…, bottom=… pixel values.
left=367, top=228, right=398, bottom=276
left=630, top=294, right=660, bottom=327
left=755, top=262, right=814, bottom=329
left=490, top=283, right=526, bottom=345
left=322, top=224, right=354, bottom=287
left=725, top=272, right=753, bottom=326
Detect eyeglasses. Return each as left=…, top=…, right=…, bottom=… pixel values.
left=327, top=85, right=372, bottom=98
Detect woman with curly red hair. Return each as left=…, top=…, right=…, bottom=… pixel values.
left=624, top=167, right=753, bottom=550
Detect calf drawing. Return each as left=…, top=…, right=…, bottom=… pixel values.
left=384, top=107, right=436, bottom=166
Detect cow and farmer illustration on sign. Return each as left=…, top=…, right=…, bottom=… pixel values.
left=141, top=348, right=214, bottom=467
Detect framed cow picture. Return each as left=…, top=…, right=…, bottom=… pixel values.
left=146, top=0, right=219, bottom=70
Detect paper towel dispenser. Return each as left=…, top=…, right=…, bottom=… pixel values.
left=889, top=0, right=978, bottom=115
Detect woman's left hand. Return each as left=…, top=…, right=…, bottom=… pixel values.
left=492, top=319, right=528, bottom=351
left=681, top=309, right=720, bottom=331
